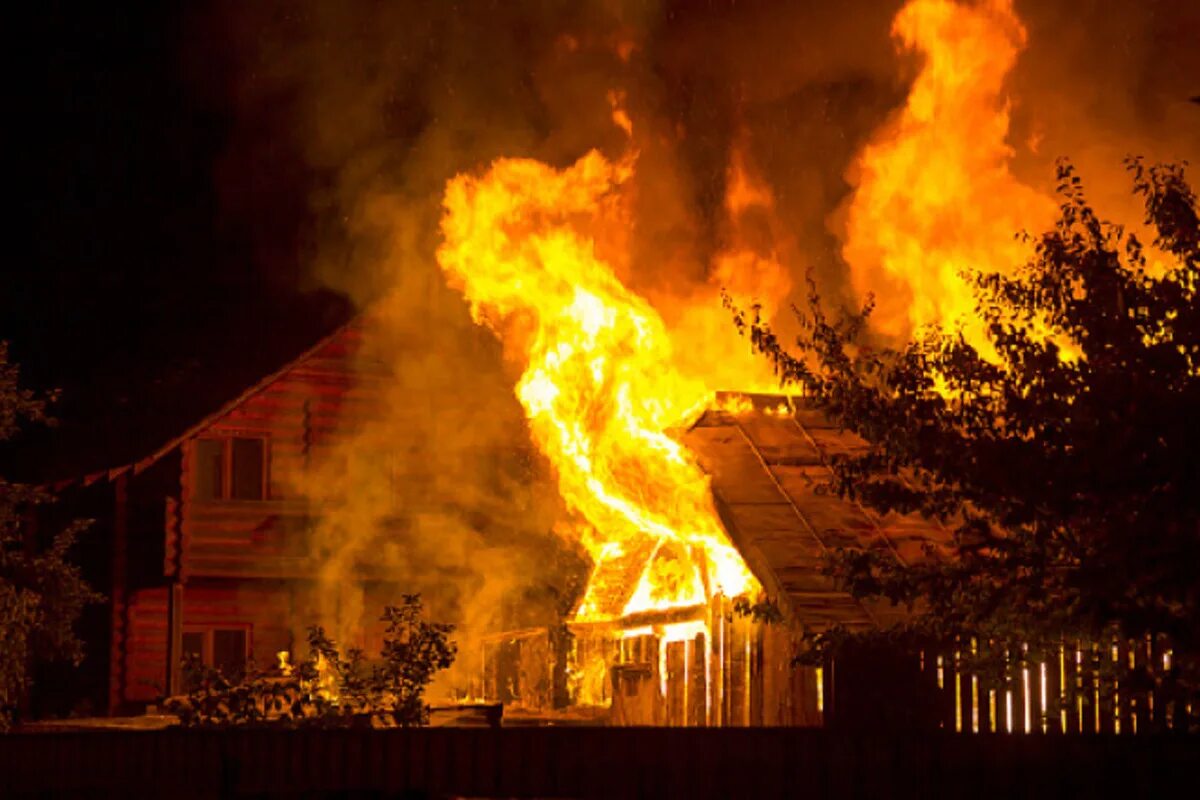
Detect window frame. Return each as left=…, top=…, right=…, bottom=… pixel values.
left=191, top=435, right=270, bottom=502
left=180, top=624, right=253, bottom=673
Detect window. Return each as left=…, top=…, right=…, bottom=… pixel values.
left=181, top=631, right=205, bottom=663
left=192, top=437, right=267, bottom=501
left=181, top=627, right=250, bottom=680
left=230, top=438, right=265, bottom=499
left=194, top=440, right=224, bottom=501
left=212, top=629, right=249, bottom=676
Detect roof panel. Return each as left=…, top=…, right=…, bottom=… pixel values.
left=682, top=397, right=949, bottom=629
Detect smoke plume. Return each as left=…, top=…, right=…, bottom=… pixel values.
left=196, top=0, right=1199, bottom=685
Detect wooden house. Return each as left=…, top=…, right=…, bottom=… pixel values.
left=50, top=322, right=1153, bottom=732
left=46, top=320, right=384, bottom=714
left=481, top=392, right=947, bottom=729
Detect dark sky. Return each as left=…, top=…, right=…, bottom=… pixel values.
left=6, top=1, right=1197, bottom=482
left=7, top=3, right=351, bottom=480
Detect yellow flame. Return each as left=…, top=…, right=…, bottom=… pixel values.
left=842, top=0, right=1056, bottom=350
left=437, top=149, right=757, bottom=623
left=608, top=90, right=634, bottom=138
left=313, top=653, right=339, bottom=702
left=711, top=393, right=755, bottom=416
left=567, top=640, right=610, bottom=707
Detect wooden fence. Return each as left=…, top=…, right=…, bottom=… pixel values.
left=820, top=636, right=1195, bottom=734
left=2, top=727, right=1196, bottom=798
left=916, top=638, right=1193, bottom=734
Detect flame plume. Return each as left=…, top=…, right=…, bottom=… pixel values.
left=842, top=0, right=1056, bottom=348
left=437, top=150, right=756, bottom=621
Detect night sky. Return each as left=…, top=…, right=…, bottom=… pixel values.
left=8, top=4, right=351, bottom=480
left=7, top=1, right=1198, bottom=482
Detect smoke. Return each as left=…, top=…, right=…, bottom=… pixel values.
left=199, top=0, right=1198, bottom=682
left=1006, top=0, right=1200, bottom=219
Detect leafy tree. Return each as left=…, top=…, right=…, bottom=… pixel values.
left=0, top=343, right=103, bottom=730
left=730, top=159, right=1199, bottom=728
left=167, top=595, right=457, bottom=728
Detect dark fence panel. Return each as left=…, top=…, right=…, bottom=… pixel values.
left=1, top=727, right=1196, bottom=799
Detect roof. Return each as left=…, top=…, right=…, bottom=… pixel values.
left=683, top=392, right=949, bottom=630
left=49, top=305, right=947, bottom=633
left=50, top=317, right=364, bottom=490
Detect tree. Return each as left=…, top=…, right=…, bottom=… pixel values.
left=0, top=343, right=103, bottom=730
left=731, top=159, right=1200, bottom=727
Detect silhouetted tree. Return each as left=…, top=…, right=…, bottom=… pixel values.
left=0, top=344, right=101, bottom=730
left=731, top=159, right=1199, bottom=728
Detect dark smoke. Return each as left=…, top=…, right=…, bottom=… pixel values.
left=186, top=0, right=1198, bottom=660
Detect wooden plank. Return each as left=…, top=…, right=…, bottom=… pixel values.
left=976, top=641, right=995, bottom=734
left=749, top=626, right=764, bottom=726
left=1067, top=641, right=1084, bottom=734
left=688, top=634, right=707, bottom=727
left=666, top=640, right=687, bottom=727
left=728, top=620, right=748, bottom=727
left=995, top=649, right=1011, bottom=733
left=941, top=650, right=959, bottom=732
left=1030, top=651, right=1048, bottom=734
left=1013, top=647, right=1030, bottom=734
left=108, top=475, right=128, bottom=715
left=959, top=648, right=973, bottom=734
left=1091, top=643, right=1109, bottom=734
left=1148, top=635, right=1164, bottom=732
left=793, top=665, right=820, bottom=726
left=1117, top=639, right=1133, bottom=735
left=709, top=601, right=726, bottom=727
left=1043, top=645, right=1063, bottom=734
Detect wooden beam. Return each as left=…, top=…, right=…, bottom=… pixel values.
left=166, top=581, right=184, bottom=697
left=107, top=474, right=128, bottom=715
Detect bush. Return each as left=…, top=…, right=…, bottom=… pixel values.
left=166, top=595, right=456, bottom=728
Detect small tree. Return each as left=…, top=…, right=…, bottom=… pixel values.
left=0, top=343, right=102, bottom=730
left=731, top=159, right=1200, bottom=727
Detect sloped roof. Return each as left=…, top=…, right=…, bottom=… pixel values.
left=50, top=317, right=365, bottom=490
left=51, top=301, right=947, bottom=635
left=683, top=392, right=949, bottom=630
left=573, top=538, right=658, bottom=619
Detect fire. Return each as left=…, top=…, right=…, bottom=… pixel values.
left=842, top=0, right=1056, bottom=349
left=437, top=149, right=757, bottom=624
left=433, top=0, right=1090, bottom=716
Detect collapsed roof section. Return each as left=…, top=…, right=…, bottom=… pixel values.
left=682, top=392, right=950, bottom=631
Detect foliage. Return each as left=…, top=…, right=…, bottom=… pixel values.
left=166, top=595, right=456, bottom=728
left=1, top=343, right=102, bottom=731
left=730, top=159, right=1200, bottom=725
left=732, top=595, right=785, bottom=626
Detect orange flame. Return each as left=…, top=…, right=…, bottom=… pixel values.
left=842, top=0, right=1056, bottom=349
left=437, top=150, right=757, bottom=622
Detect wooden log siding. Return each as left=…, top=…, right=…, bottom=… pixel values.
left=123, top=583, right=299, bottom=702
left=83, top=326, right=1193, bottom=735
left=110, top=322, right=413, bottom=705
left=171, top=323, right=398, bottom=579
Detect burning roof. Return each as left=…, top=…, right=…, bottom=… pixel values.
left=684, top=393, right=948, bottom=630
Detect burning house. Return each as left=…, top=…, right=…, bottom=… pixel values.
left=39, top=0, right=1010, bottom=726
left=478, top=391, right=942, bottom=728
left=46, top=308, right=944, bottom=728
left=31, top=0, right=1192, bottom=735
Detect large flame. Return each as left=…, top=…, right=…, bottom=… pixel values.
left=436, top=150, right=757, bottom=622
left=842, top=0, right=1056, bottom=348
